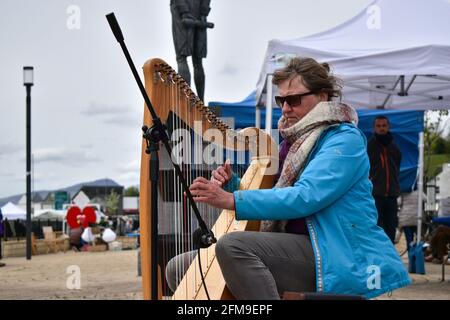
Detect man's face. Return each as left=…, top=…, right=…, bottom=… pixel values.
left=374, top=119, right=389, bottom=135
left=278, top=76, right=327, bottom=127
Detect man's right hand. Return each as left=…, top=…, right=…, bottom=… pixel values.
left=211, top=159, right=232, bottom=187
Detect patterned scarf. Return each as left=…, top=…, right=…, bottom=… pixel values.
left=260, top=101, right=358, bottom=232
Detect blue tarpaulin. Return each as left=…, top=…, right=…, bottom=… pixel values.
left=209, top=92, right=424, bottom=192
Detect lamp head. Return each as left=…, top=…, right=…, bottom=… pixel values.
left=23, top=66, right=34, bottom=86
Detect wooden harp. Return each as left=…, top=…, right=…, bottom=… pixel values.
left=139, top=58, right=278, bottom=300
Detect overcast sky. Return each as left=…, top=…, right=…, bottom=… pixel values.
left=0, top=0, right=380, bottom=198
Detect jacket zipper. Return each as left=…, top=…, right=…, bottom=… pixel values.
left=302, top=124, right=342, bottom=293
left=379, top=154, right=384, bottom=169
left=306, top=217, right=324, bottom=292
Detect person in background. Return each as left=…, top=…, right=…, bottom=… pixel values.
left=398, top=191, right=419, bottom=252
left=69, top=226, right=84, bottom=252
left=367, top=115, right=402, bottom=243
left=98, top=217, right=108, bottom=229
left=70, top=216, right=85, bottom=252
left=0, top=209, right=5, bottom=267
left=125, top=219, right=133, bottom=234
left=426, top=225, right=450, bottom=263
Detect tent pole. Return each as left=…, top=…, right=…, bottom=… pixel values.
left=381, top=76, right=402, bottom=108
left=265, top=74, right=273, bottom=136
left=255, top=106, right=261, bottom=129
left=399, top=75, right=406, bottom=96
left=405, top=75, right=417, bottom=94
left=417, top=131, right=424, bottom=243
left=346, top=82, right=444, bottom=101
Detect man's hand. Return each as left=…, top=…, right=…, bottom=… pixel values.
left=211, top=159, right=232, bottom=187
left=189, top=177, right=235, bottom=210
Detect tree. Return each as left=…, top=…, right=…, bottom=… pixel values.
left=105, top=190, right=120, bottom=215
left=432, top=136, right=447, bottom=154
left=424, top=110, right=449, bottom=179
left=124, top=186, right=139, bottom=197
left=446, top=132, right=450, bottom=154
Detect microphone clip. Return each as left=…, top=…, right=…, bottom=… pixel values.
left=193, top=227, right=217, bottom=249
left=142, top=120, right=168, bottom=154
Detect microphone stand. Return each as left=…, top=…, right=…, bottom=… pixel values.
left=106, top=12, right=217, bottom=300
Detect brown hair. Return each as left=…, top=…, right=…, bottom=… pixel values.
left=272, top=57, right=342, bottom=101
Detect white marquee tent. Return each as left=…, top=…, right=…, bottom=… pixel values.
left=33, top=209, right=67, bottom=221
left=0, top=202, right=26, bottom=220
left=256, top=0, right=450, bottom=113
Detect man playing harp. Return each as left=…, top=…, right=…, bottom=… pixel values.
left=188, top=57, right=411, bottom=299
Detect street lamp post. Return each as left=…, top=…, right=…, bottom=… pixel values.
left=23, top=66, right=33, bottom=260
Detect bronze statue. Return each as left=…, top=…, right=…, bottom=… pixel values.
left=170, top=0, right=214, bottom=101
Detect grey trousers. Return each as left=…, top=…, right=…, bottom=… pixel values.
left=215, top=231, right=316, bottom=300
left=166, top=231, right=316, bottom=299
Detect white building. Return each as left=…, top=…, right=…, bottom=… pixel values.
left=72, top=190, right=91, bottom=208
left=17, top=192, right=50, bottom=212
left=123, top=196, right=139, bottom=215
left=436, top=163, right=450, bottom=216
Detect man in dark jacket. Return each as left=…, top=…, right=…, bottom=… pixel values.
left=170, top=0, right=212, bottom=101
left=368, top=115, right=402, bottom=243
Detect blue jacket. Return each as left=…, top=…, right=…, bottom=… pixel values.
left=229, top=123, right=411, bottom=299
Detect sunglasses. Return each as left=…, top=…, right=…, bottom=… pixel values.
left=274, top=91, right=317, bottom=108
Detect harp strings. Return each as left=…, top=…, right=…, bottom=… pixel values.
left=154, top=64, right=252, bottom=299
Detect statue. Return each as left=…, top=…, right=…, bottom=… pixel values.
left=170, top=0, right=214, bottom=101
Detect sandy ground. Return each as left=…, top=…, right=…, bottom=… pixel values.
left=0, top=235, right=449, bottom=300
left=0, top=249, right=143, bottom=300
left=377, top=235, right=450, bottom=300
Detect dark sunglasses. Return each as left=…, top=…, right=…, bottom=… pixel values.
left=275, top=91, right=316, bottom=108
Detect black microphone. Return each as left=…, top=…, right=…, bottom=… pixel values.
left=106, top=13, right=124, bottom=42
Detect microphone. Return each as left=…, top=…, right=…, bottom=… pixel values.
left=106, top=13, right=124, bottom=42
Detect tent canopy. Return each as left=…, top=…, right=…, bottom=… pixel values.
left=256, top=0, right=450, bottom=110
left=33, top=209, right=66, bottom=221
left=33, top=209, right=105, bottom=222
left=209, top=94, right=423, bottom=192
left=1, top=202, right=26, bottom=220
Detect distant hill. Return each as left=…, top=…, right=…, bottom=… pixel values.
left=0, top=178, right=122, bottom=207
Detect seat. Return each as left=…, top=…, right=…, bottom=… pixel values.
left=42, top=226, right=66, bottom=254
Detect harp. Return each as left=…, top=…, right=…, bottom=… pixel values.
left=139, top=58, right=278, bottom=300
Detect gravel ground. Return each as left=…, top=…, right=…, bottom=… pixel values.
left=1, top=235, right=449, bottom=300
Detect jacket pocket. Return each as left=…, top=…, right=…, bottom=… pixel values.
left=338, top=216, right=366, bottom=264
